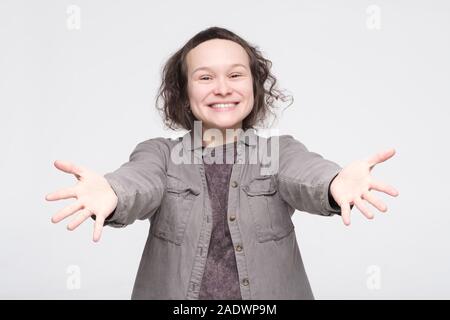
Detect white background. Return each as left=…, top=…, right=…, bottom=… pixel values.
left=1, top=0, right=449, bottom=299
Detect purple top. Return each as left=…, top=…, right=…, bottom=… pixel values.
left=198, top=140, right=242, bottom=300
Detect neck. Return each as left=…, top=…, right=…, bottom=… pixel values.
left=202, top=127, right=241, bottom=148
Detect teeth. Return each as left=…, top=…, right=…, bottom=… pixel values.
left=210, top=103, right=237, bottom=108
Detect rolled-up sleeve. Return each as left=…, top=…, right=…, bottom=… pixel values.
left=277, top=135, right=343, bottom=216
left=101, top=138, right=167, bottom=228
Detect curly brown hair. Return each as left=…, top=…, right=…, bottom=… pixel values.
left=155, top=26, right=293, bottom=131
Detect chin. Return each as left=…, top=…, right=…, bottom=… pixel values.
left=204, top=119, right=243, bottom=130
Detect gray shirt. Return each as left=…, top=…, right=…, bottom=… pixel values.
left=102, top=127, right=343, bottom=299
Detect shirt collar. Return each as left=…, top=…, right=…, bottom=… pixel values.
left=181, top=124, right=258, bottom=152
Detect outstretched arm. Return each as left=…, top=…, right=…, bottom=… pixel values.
left=46, top=137, right=168, bottom=242
left=277, top=135, right=346, bottom=216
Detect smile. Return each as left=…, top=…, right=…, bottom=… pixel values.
left=207, top=102, right=239, bottom=111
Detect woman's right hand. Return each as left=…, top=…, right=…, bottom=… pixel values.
left=46, top=160, right=119, bottom=242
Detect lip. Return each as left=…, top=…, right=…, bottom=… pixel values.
left=207, top=101, right=240, bottom=112
left=207, top=101, right=240, bottom=106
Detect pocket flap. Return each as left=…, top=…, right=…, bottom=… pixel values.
left=243, top=175, right=277, bottom=196
left=166, top=175, right=201, bottom=196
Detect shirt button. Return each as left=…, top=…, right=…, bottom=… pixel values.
left=235, top=244, right=243, bottom=252
left=231, top=181, right=238, bottom=188
left=229, top=215, right=236, bottom=222
left=242, top=278, right=249, bottom=286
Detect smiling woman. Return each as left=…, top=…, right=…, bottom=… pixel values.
left=46, top=26, right=399, bottom=301
left=155, top=27, right=293, bottom=140
left=186, top=39, right=254, bottom=137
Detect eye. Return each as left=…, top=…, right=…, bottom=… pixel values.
left=200, top=75, right=212, bottom=81
left=230, top=73, right=242, bottom=78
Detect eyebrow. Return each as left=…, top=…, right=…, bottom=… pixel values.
left=191, top=63, right=248, bottom=76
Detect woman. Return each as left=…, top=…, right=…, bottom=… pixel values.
left=46, top=27, right=399, bottom=299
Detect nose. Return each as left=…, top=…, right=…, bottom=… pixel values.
left=213, top=76, right=232, bottom=96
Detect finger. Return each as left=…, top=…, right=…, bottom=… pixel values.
left=53, top=160, right=85, bottom=180
left=370, top=179, right=399, bottom=197
left=366, top=148, right=396, bottom=169
left=46, top=187, right=77, bottom=201
left=340, top=201, right=352, bottom=226
left=51, top=200, right=84, bottom=223
left=354, top=197, right=374, bottom=219
left=67, top=208, right=93, bottom=231
left=93, top=215, right=105, bottom=243
left=362, top=191, right=387, bottom=212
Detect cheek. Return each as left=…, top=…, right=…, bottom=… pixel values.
left=240, top=80, right=254, bottom=99
left=240, top=82, right=254, bottom=108
left=189, top=86, right=209, bottom=105
left=244, top=82, right=255, bottom=113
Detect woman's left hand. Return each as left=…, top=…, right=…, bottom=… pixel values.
left=329, top=148, right=400, bottom=226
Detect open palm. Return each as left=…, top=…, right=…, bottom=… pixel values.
left=330, top=148, right=399, bottom=226
left=45, top=160, right=118, bottom=242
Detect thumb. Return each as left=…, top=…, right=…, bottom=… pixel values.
left=54, top=160, right=86, bottom=180
left=93, top=215, right=105, bottom=243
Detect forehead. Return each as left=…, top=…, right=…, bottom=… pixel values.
left=186, top=39, right=249, bottom=73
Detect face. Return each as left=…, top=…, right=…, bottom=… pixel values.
left=186, top=39, right=254, bottom=135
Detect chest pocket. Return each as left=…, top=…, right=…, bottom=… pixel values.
left=242, top=175, right=294, bottom=243
left=150, top=176, right=200, bottom=245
